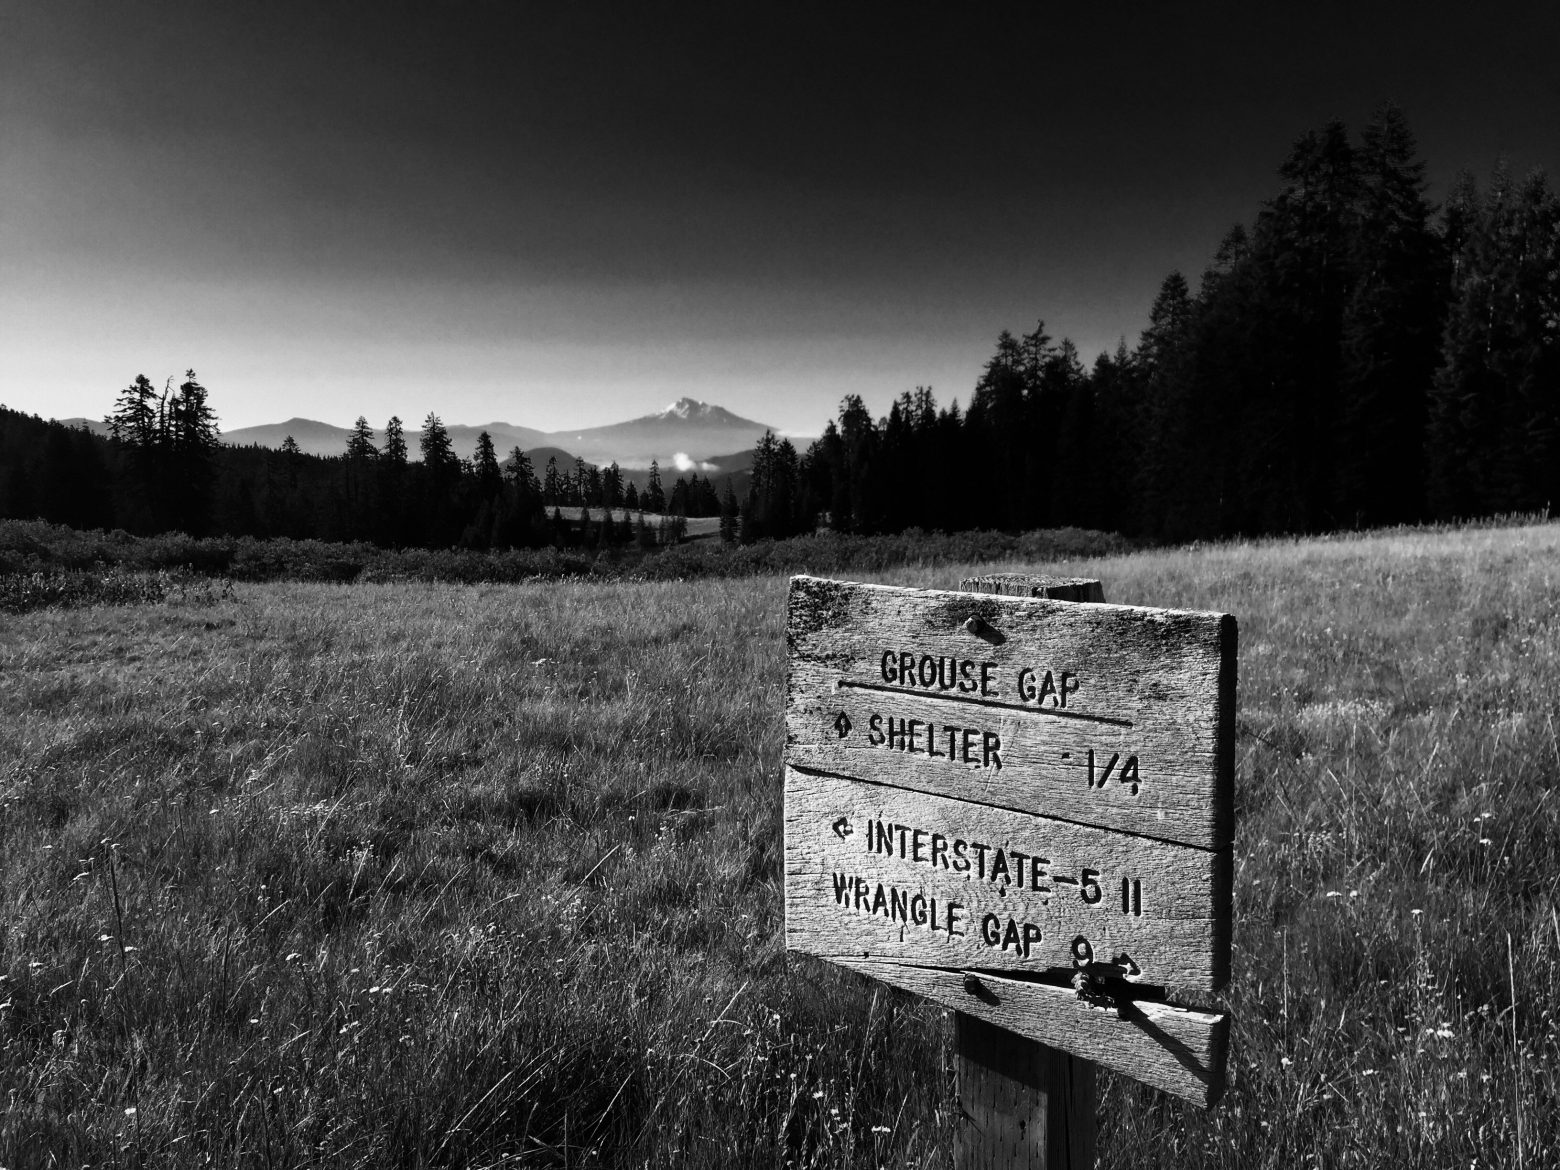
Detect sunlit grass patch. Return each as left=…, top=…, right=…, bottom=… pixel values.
left=1, top=521, right=1557, bottom=1166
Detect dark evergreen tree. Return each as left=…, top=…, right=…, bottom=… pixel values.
left=1250, top=121, right=1359, bottom=531
left=1428, top=166, right=1560, bottom=515
left=106, top=374, right=165, bottom=530
left=473, top=431, right=502, bottom=500
left=964, top=330, right=1031, bottom=531
left=645, top=460, right=665, bottom=513
left=719, top=480, right=739, bottom=543
left=494, top=446, right=546, bottom=548
left=343, top=416, right=379, bottom=540
left=669, top=476, right=690, bottom=517
left=164, top=371, right=221, bottom=534
left=543, top=457, right=562, bottom=506
left=1335, top=105, right=1444, bottom=526
left=1136, top=273, right=1202, bottom=539
left=345, top=416, right=378, bottom=461
left=379, top=416, right=409, bottom=545
left=107, top=375, right=160, bottom=449
left=418, top=413, right=461, bottom=545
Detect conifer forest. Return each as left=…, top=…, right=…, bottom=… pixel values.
left=4, top=108, right=1556, bottom=549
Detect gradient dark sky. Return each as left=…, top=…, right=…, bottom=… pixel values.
left=4, top=2, right=1557, bottom=435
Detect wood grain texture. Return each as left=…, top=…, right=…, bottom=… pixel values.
left=784, top=768, right=1231, bottom=991
left=786, top=575, right=1236, bottom=850
left=835, top=957, right=1228, bottom=1107
left=958, top=575, right=1106, bottom=603
left=954, top=1011, right=1095, bottom=1168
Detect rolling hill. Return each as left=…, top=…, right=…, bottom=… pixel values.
left=56, top=399, right=795, bottom=479
left=213, top=398, right=785, bottom=468
left=545, top=398, right=777, bottom=467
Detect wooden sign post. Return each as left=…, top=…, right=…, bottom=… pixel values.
left=783, top=572, right=1236, bottom=1166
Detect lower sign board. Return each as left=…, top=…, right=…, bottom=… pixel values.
left=785, top=769, right=1230, bottom=990
left=783, top=576, right=1237, bottom=1105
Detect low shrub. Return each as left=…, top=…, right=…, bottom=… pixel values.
left=0, top=518, right=1133, bottom=589
left=0, top=568, right=170, bottom=613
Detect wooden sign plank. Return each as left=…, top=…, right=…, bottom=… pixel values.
left=782, top=573, right=1238, bottom=1127
left=787, top=575, right=1236, bottom=851
left=834, top=957, right=1228, bottom=1107
left=784, top=767, right=1231, bottom=991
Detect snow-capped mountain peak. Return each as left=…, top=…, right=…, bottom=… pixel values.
left=662, top=397, right=711, bottom=419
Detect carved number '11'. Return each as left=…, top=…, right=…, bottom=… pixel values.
left=1087, top=749, right=1140, bottom=796
left=1120, top=877, right=1142, bottom=917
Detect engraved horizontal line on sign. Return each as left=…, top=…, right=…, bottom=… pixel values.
left=784, top=763, right=1221, bottom=853
left=833, top=679, right=1136, bottom=727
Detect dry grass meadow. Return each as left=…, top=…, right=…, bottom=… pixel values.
left=3, top=521, right=1559, bottom=1167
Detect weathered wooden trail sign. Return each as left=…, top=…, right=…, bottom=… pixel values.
left=783, top=572, right=1237, bottom=1137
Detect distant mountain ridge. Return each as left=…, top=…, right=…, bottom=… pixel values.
left=218, top=418, right=551, bottom=462
left=209, top=397, right=783, bottom=467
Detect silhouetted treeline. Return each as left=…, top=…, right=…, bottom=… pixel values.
left=1, top=404, right=724, bottom=550
left=9, top=107, right=1553, bottom=549
left=775, top=107, right=1558, bottom=540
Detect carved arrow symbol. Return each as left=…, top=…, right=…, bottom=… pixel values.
left=832, top=816, right=853, bottom=840
left=833, top=711, right=852, bottom=739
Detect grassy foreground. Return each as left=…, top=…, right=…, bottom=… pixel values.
left=2, top=522, right=1558, bottom=1167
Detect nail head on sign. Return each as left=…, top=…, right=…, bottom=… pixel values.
left=964, top=617, right=985, bottom=636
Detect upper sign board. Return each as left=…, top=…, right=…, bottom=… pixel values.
left=786, top=576, right=1236, bottom=850
left=784, top=576, right=1236, bottom=994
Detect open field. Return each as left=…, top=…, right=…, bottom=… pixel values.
left=549, top=507, right=724, bottom=541
left=2, top=521, right=1559, bottom=1167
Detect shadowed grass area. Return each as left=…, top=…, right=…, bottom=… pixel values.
left=2, top=520, right=1558, bottom=1166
